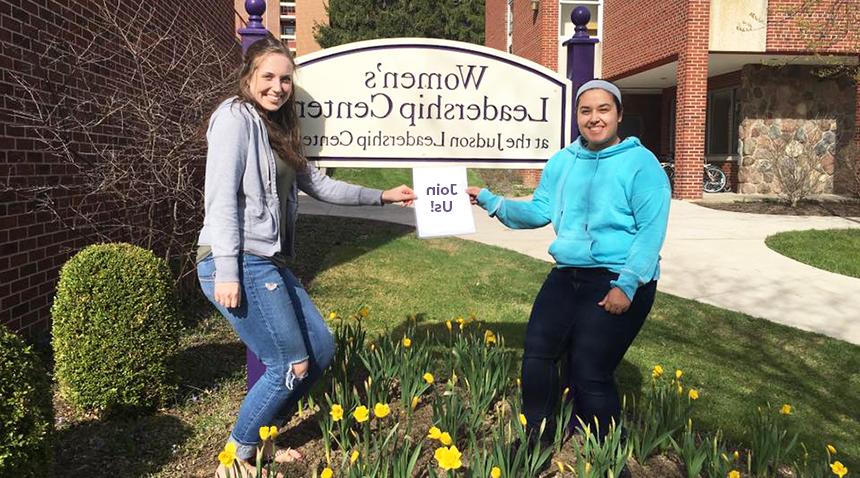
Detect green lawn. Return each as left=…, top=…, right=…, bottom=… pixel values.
left=766, top=228, right=860, bottom=279
left=327, top=167, right=486, bottom=191
left=55, top=216, right=860, bottom=477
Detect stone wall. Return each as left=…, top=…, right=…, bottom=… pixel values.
left=738, top=65, right=856, bottom=194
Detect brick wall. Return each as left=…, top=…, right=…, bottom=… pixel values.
left=511, top=0, right=558, bottom=71
left=296, top=0, right=326, bottom=55
left=767, top=0, right=859, bottom=54
left=601, top=0, right=687, bottom=80
left=485, top=0, right=507, bottom=52
left=0, top=1, right=238, bottom=338
left=672, top=0, right=710, bottom=200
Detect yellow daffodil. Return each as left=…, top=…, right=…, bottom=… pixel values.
left=516, top=378, right=521, bottom=388
left=218, top=442, right=237, bottom=466
left=585, top=462, right=592, bottom=473
left=689, top=389, right=699, bottom=400
left=562, top=387, right=570, bottom=397
left=369, top=342, right=376, bottom=351
left=831, top=461, right=848, bottom=478
left=733, top=451, right=739, bottom=461
left=428, top=426, right=442, bottom=440
left=259, top=425, right=278, bottom=441
left=423, top=372, right=435, bottom=384
left=446, top=320, right=453, bottom=332
left=321, top=467, right=333, bottom=478
left=350, top=450, right=359, bottom=464
left=484, top=330, right=497, bottom=345
left=328, top=311, right=338, bottom=320
left=676, top=384, right=683, bottom=395
left=450, top=370, right=458, bottom=385
left=373, top=402, right=390, bottom=419
left=491, top=466, right=502, bottom=478
left=827, top=444, right=837, bottom=455
left=675, top=369, right=683, bottom=379
left=519, top=414, right=527, bottom=426
left=439, top=432, right=453, bottom=446
left=434, top=445, right=463, bottom=470
left=728, top=471, right=740, bottom=478
left=779, top=404, right=793, bottom=415
left=330, top=404, right=344, bottom=421
left=652, top=365, right=664, bottom=379
left=353, top=405, right=369, bottom=423
left=358, top=306, right=369, bottom=318
left=411, top=396, right=420, bottom=410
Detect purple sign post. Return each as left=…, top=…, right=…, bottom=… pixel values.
left=238, top=0, right=270, bottom=391
left=561, top=6, right=597, bottom=421
left=562, top=6, right=599, bottom=141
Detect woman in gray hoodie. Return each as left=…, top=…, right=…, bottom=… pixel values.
left=197, top=35, right=415, bottom=476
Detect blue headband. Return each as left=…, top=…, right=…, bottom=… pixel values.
left=575, top=80, right=622, bottom=107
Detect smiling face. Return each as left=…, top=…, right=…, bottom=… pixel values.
left=576, top=88, right=622, bottom=151
left=247, top=53, right=294, bottom=112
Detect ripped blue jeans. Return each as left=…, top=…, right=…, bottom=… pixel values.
left=197, top=253, right=335, bottom=461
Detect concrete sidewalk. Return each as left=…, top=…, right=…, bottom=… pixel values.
left=299, top=195, right=860, bottom=345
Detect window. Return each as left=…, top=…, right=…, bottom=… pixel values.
left=281, top=21, right=296, bottom=37
left=706, top=87, right=740, bottom=156
left=280, top=5, right=295, bottom=16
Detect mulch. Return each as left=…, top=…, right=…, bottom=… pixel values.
left=695, top=198, right=860, bottom=217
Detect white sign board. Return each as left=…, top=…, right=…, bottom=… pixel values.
left=294, top=38, right=572, bottom=169
left=412, top=167, right=475, bottom=238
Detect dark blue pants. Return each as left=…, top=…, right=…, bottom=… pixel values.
left=521, top=267, right=656, bottom=439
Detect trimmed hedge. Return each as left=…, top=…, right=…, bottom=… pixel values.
left=51, top=243, right=181, bottom=414
left=0, top=325, right=54, bottom=476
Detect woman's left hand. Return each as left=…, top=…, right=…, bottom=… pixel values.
left=382, top=185, right=417, bottom=207
left=598, top=287, right=631, bottom=315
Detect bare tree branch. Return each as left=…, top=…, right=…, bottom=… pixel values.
left=2, top=0, right=238, bottom=287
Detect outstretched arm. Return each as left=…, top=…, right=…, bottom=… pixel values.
left=466, top=172, right=553, bottom=230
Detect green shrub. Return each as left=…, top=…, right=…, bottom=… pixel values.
left=51, top=243, right=181, bottom=414
left=0, top=325, right=54, bottom=476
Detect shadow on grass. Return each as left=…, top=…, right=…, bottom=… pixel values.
left=55, top=413, right=190, bottom=478
left=175, top=340, right=247, bottom=398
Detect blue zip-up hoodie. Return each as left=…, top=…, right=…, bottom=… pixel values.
left=476, top=136, right=671, bottom=300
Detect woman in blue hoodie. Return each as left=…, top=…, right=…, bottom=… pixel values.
left=197, top=36, right=415, bottom=475
left=467, top=80, right=670, bottom=440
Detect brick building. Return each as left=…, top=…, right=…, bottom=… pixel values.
left=486, top=0, right=859, bottom=198
left=234, top=0, right=328, bottom=55
left=0, top=1, right=239, bottom=336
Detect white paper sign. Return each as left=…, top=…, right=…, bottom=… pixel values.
left=412, top=167, right=475, bottom=238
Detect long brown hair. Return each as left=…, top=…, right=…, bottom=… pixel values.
left=235, top=35, right=307, bottom=170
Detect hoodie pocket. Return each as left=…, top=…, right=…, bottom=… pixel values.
left=547, top=236, right=596, bottom=266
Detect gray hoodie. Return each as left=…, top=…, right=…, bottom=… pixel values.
left=197, top=97, right=383, bottom=283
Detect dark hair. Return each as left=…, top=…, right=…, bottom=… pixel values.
left=235, top=35, right=307, bottom=170
left=575, top=87, right=623, bottom=114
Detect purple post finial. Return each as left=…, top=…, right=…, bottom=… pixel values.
left=239, top=0, right=270, bottom=54
left=245, top=0, right=266, bottom=29
left=571, top=6, right=591, bottom=39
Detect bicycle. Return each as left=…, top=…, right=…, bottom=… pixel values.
left=659, top=158, right=727, bottom=193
